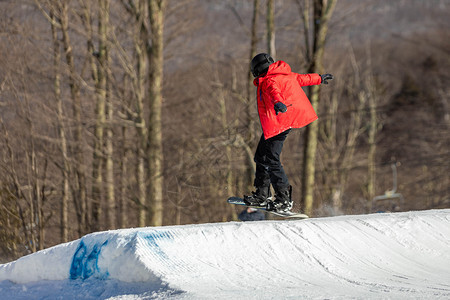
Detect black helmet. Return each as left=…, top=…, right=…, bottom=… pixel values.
left=251, top=53, right=274, bottom=77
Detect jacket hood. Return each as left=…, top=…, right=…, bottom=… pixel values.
left=267, top=61, right=291, bottom=75
left=253, top=61, right=291, bottom=86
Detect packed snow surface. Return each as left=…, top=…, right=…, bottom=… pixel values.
left=1, top=209, right=449, bottom=299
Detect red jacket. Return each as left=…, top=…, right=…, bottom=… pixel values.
left=254, top=61, right=321, bottom=139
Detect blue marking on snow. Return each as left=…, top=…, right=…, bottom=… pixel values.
left=139, top=231, right=173, bottom=259
left=69, top=241, right=87, bottom=279
left=69, top=239, right=108, bottom=280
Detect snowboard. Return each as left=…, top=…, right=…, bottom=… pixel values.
left=227, top=196, right=309, bottom=219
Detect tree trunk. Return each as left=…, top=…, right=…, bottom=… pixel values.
left=119, top=124, right=129, bottom=228
left=302, top=114, right=319, bottom=215
left=83, top=0, right=105, bottom=231
left=367, top=80, right=377, bottom=212
left=147, top=0, right=166, bottom=226
left=216, top=70, right=238, bottom=221
left=105, top=85, right=115, bottom=229
left=267, top=0, right=276, bottom=58
left=50, top=9, right=69, bottom=242
left=133, top=0, right=150, bottom=227
left=301, top=0, right=337, bottom=216
left=137, top=154, right=146, bottom=227
left=99, top=0, right=115, bottom=230
left=245, top=0, right=260, bottom=193
left=59, top=1, right=88, bottom=234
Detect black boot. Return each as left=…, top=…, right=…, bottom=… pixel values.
left=244, top=185, right=271, bottom=207
left=272, top=185, right=293, bottom=212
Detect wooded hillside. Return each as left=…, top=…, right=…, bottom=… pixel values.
left=0, top=0, right=448, bottom=261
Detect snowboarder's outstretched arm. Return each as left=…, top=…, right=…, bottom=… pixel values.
left=296, top=73, right=322, bottom=86
left=295, top=73, right=334, bottom=86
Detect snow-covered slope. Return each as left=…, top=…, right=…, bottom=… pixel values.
left=1, top=209, right=450, bottom=299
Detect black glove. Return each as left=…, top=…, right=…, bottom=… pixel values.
left=320, top=73, right=333, bottom=84
left=274, top=102, right=287, bottom=115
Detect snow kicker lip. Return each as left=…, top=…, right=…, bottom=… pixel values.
left=0, top=230, right=171, bottom=284
left=67, top=231, right=173, bottom=283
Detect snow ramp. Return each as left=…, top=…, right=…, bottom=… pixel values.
left=1, top=209, right=450, bottom=299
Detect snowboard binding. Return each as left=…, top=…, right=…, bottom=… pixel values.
left=268, top=199, right=293, bottom=212
left=243, top=194, right=271, bottom=208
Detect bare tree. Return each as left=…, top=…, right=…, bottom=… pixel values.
left=0, top=85, right=52, bottom=253
left=50, top=7, right=69, bottom=242
left=318, top=67, right=366, bottom=214
left=58, top=0, right=89, bottom=234
left=119, top=0, right=166, bottom=226
left=298, top=0, right=337, bottom=216
left=120, top=0, right=150, bottom=227
left=147, top=0, right=166, bottom=226
left=81, top=0, right=105, bottom=231
left=243, top=0, right=260, bottom=193
left=81, top=0, right=114, bottom=230
left=213, top=64, right=239, bottom=221
left=102, top=0, right=115, bottom=230
left=362, top=53, right=380, bottom=212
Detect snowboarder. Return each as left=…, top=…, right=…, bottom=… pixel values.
left=244, top=53, right=333, bottom=212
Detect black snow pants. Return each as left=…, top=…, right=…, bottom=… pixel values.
left=253, top=129, right=291, bottom=192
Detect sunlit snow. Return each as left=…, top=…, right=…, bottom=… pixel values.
left=1, top=209, right=449, bottom=299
